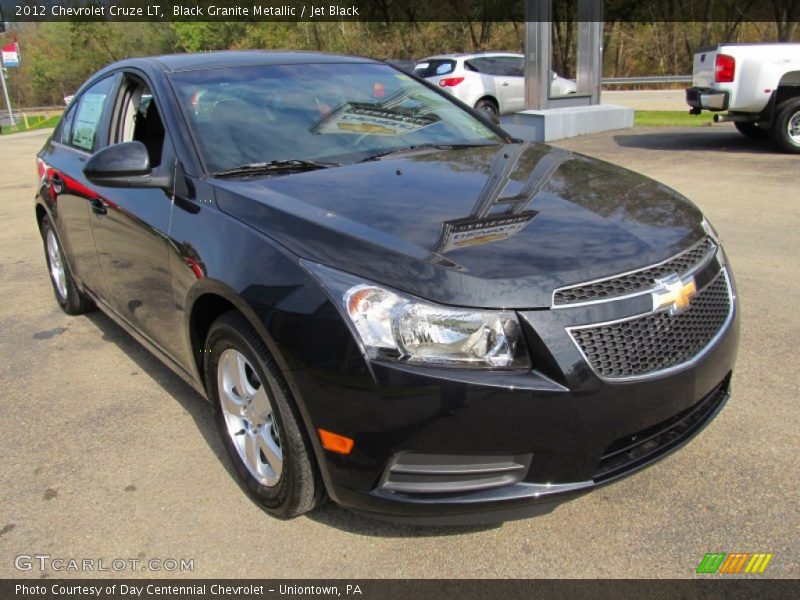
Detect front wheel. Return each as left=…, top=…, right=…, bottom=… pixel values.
left=204, top=311, right=323, bottom=518
left=771, top=97, right=800, bottom=154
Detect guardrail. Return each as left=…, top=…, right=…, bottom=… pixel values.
left=1, top=105, right=65, bottom=115
left=601, top=75, right=692, bottom=86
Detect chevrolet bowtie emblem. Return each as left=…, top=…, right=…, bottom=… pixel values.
left=652, top=274, right=697, bottom=314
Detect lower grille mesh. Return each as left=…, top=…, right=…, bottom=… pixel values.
left=570, top=270, right=731, bottom=379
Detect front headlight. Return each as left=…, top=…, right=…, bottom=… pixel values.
left=305, top=262, right=530, bottom=369
left=702, top=216, right=726, bottom=264
left=702, top=216, right=721, bottom=244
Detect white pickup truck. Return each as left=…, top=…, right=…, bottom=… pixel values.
left=686, top=43, right=800, bottom=153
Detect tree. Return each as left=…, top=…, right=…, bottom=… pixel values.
left=772, top=0, right=800, bottom=41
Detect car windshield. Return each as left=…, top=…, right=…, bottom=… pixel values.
left=170, top=62, right=501, bottom=173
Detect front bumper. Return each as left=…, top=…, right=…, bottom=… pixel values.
left=281, top=263, right=739, bottom=525
left=686, top=87, right=730, bottom=111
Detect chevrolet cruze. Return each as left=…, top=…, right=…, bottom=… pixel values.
left=35, top=51, right=739, bottom=524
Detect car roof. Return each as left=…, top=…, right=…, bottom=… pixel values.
left=107, top=50, right=380, bottom=74
left=417, top=52, right=523, bottom=62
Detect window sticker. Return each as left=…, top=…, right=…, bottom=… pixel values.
left=72, top=92, right=107, bottom=151
left=312, top=99, right=441, bottom=137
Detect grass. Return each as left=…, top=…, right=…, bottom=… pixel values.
left=634, top=110, right=714, bottom=127
left=0, top=114, right=61, bottom=135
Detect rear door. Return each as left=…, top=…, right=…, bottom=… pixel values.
left=44, top=74, right=119, bottom=298
left=467, top=57, right=525, bottom=114
left=498, top=56, right=526, bottom=112
left=87, top=71, right=184, bottom=360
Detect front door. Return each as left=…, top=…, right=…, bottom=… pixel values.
left=88, top=73, right=184, bottom=361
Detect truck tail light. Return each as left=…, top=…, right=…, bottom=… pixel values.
left=439, top=77, right=465, bottom=87
left=715, top=54, right=735, bottom=83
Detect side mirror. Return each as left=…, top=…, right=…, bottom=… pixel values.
left=83, top=141, right=170, bottom=189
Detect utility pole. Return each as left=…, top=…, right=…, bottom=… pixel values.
left=0, top=8, right=17, bottom=129
left=0, top=58, right=15, bottom=129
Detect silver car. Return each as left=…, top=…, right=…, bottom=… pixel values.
left=414, top=52, right=577, bottom=117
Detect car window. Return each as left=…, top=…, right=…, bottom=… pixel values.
left=113, top=78, right=166, bottom=168
left=68, top=76, right=115, bottom=152
left=511, top=57, right=525, bottom=77
left=464, top=58, right=495, bottom=75
left=414, top=60, right=456, bottom=78
left=58, top=102, right=77, bottom=145
left=466, top=57, right=522, bottom=77
left=171, top=62, right=500, bottom=173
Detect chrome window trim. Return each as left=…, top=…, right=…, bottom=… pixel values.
left=566, top=267, right=735, bottom=383
left=551, top=237, right=717, bottom=309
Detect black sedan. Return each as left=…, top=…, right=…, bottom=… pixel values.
left=35, top=51, right=739, bottom=524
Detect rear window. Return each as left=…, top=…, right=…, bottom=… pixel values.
left=414, top=60, right=456, bottom=78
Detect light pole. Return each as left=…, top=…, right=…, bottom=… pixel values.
left=0, top=58, right=15, bottom=128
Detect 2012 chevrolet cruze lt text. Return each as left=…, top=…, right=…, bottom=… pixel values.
left=35, top=52, right=739, bottom=524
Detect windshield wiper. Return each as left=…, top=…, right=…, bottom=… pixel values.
left=357, top=142, right=500, bottom=163
left=213, top=159, right=340, bottom=178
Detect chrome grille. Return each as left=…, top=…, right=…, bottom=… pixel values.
left=569, top=270, right=731, bottom=379
left=554, top=238, right=715, bottom=306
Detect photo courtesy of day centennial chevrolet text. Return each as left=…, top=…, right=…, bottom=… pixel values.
left=34, top=51, right=739, bottom=524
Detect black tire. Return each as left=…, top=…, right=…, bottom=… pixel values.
left=474, top=97, right=499, bottom=118
left=41, top=215, right=94, bottom=315
left=204, top=311, right=323, bottom=518
left=771, top=97, right=800, bottom=154
left=734, top=121, right=769, bottom=140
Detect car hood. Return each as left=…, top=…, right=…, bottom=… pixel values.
left=214, top=142, right=705, bottom=308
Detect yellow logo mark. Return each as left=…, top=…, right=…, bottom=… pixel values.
left=653, top=274, right=697, bottom=314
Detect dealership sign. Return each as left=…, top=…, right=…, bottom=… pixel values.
left=2, top=42, right=19, bottom=67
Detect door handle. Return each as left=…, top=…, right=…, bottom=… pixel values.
left=89, top=198, right=107, bottom=216
left=501, top=82, right=510, bottom=86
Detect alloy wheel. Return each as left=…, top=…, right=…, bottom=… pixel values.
left=217, top=348, right=283, bottom=487
left=788, top=110, right=800, bottom=144
left=46, top=229, right=67, bottom=300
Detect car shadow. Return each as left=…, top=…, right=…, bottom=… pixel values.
left=613, top=128, right=778, bottom=154
left=306, top=501, right=500, bottom=537
left=84, top=310, right=229, bottom=469
left=85, top=310, right=498, bottom=538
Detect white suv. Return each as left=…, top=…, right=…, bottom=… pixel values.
left=414, top=52, right=576, bottom=117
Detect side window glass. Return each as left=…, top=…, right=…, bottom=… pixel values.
left=69, top=76, right=114, bottom=152
left=512, top=57, right=525, bottom=77
left=58, top=102, right=77, bottom=144
left=495, top=57, right=519, bottom=76
left=467, top=58, right=492, bottom=74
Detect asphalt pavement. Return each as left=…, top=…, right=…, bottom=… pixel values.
left=0, top=125, right=797, bottom=579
